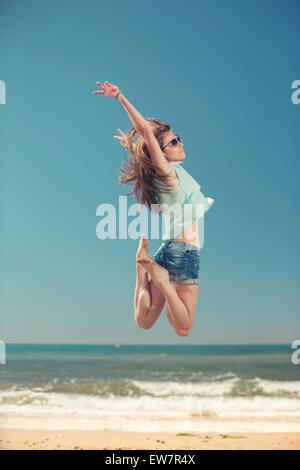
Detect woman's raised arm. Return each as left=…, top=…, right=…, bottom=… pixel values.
left=92, top=80, right=175, bottom=186
left=92, top=80, right=150, bottom=137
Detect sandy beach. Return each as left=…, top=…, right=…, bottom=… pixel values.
left=0, top=430, right=299, bottom=450
left=2, top=344, right=300, bottom=451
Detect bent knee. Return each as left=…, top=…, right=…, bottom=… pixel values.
left=135, top=318, right=152, bottom=330
left=174, top=327, right=193, bottom=337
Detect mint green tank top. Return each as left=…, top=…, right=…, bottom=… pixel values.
left=152, top=160, right=215, bottom=240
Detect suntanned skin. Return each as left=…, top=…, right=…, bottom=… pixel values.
left=93, top=81, right=199, bottom=337
left=135, top=234, right=198, bottom=336
left=134, top=129, right=199, bottom=337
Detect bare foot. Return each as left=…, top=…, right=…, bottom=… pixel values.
left=136, top=253, right=170, bottom=288
left=136, top=233, right=149, bottom=262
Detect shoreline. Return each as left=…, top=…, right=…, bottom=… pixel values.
left=0, top=429, right=299, bottom=450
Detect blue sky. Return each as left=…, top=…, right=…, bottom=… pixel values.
left=0, top=0, right=299, bottom=344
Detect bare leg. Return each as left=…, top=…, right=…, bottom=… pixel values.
left=136, top=252, right=193, bottom=332
left=165, top=284, right=199, bottom=336
left=134, top=235, right=165, bottom=329
left=134, top=263, right=150, bottom=317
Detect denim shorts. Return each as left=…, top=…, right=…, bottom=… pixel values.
left=151, top=240, right=200, bottom=285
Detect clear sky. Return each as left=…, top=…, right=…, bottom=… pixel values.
left=1, top=0, right=299, bottom=344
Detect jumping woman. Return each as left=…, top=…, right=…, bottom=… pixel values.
left=92, top=80, right=214, bottom=337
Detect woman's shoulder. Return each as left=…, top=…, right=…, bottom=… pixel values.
left=152, top=161, right=180, bottom=190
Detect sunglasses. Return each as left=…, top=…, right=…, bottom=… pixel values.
left=161, top=136, right=183, bottom=150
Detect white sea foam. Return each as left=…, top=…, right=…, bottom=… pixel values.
left=0, top=378, right=300, bottom=432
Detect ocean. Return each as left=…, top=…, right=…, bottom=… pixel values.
left=0, top=344, right=299, bottom=433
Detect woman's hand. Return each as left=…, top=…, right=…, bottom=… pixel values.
left=113, top=128, right=129, bottom=148
left=92, top=80, right=120, bottom=98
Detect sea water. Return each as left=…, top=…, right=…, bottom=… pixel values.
left=0, top=344, right=299, bottom=432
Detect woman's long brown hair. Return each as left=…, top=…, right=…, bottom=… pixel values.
left=118, top=118, right=176, bottom=214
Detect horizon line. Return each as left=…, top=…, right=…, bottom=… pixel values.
left=3, top=342, right=292, bottom=346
